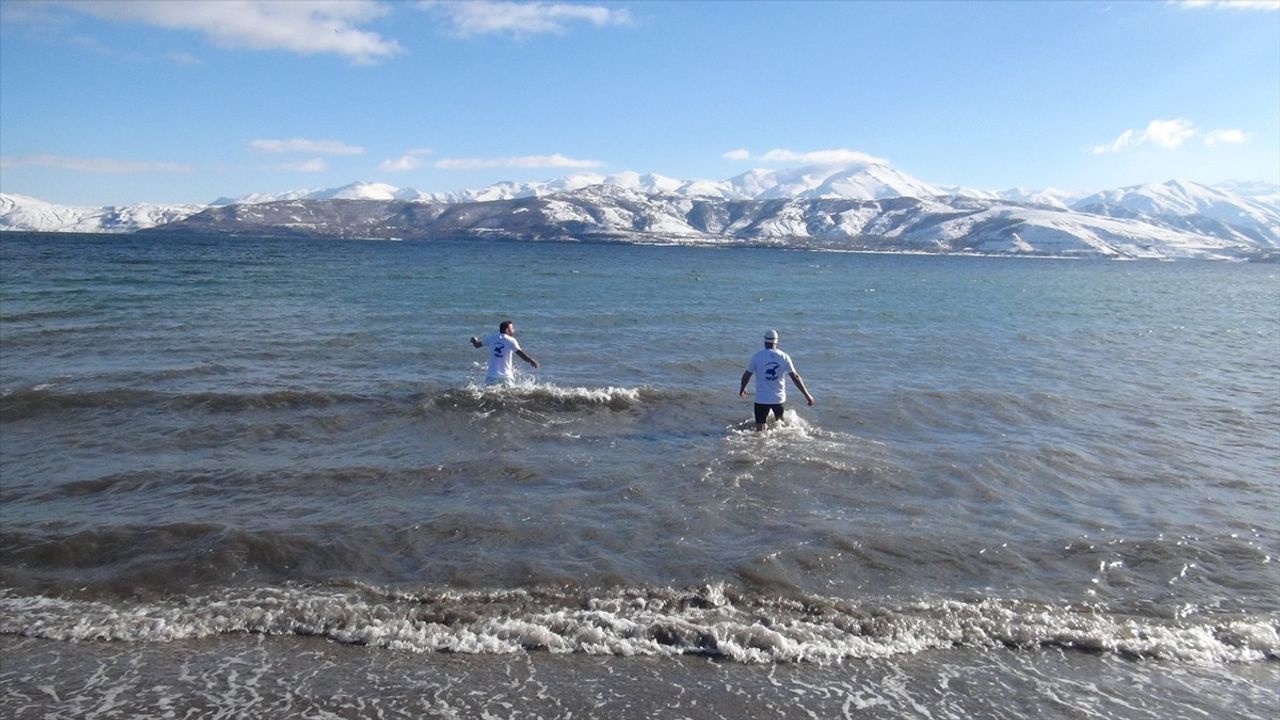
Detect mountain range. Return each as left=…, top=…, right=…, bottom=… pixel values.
left=3, top=162, right=1277, bottom=260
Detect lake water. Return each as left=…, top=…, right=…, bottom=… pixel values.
left=1, top=232, right=1277, bottom=718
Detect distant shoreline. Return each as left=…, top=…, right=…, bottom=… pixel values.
left=5, top=228, right=1279, bottom=263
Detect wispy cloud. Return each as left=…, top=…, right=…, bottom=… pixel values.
left=0, top=153, right=192, bottom=173
left=166, top=51, right=205, bottom=66
left=0, top=1, right=69, bottom=26
left=1204, top=128, right=1249, bottom=146
left=275, top=158, right=328, bottom=173
left=68, top=1, right=401, bottom=64
left=724, top=148, right=889, bottom=166
left=1092, top=118, right=1251, bottom=154
left=434, top=153, right=604, bottom=169
left=1092, top=118, right=1197, bottom=154
left=1173, top=0, right=1280, bottom=10
left=379, top=148, right=434, bottom=172
left=250, top=138, right=365, bottom=156
left=421, top=1, right=633, bottom=38
left=68, top=33, right=118, bottom=56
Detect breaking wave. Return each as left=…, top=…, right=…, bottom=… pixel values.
left=0, top=380, right=672, bottom=423
left=2, top=584, right=1275, bottom=666
left=432, top=380, right=655, bottom=413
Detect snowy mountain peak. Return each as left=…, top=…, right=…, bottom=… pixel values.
left=721, top=162, right=944, bottom=201
left=309, top=181, right=411, bottom=201
left=1068, top=179, right=1278, bottom=247
left=1074, top=178, right=1265, bottom=217
left=216, top=181, right=420, bottom=205
left=1215, top=180, right=1280, bottom=206
left=604, top=171, right=684, bottom=194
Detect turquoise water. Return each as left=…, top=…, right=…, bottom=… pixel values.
left=2, top=233, right=1277, bottom=718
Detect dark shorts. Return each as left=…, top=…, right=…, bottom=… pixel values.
left=753, top=403, right=785, bottom=425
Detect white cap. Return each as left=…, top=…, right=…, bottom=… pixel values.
left=764, top=329, right=779, bottom=342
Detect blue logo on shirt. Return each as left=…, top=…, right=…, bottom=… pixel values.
left=764, top=361, right=780, bottom=381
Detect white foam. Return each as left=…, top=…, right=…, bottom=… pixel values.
left=461, top=378, right=643, bottom=406
left=723, top=413, right=885, bottom=474
left=2, top=586, right=1274, bottom=666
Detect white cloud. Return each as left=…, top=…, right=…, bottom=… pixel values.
left=250, top=138, right=365, bottom=156
left=0, top=153, right=192, bottom=173
left=1204, top=128, right=1248, bottom=146
left=69, top=1, right=401, bottom=64
left=379, top=148, right=434, bottom=172
left=1174, top=1, right=1280, bottom=10
left=725, top=148, right=889, bottom=166
left=421, top=1, right=633, bottom=38
left=1092, top=118, right=1197, bottom=154
left=434, top=153, right=604, bottom=169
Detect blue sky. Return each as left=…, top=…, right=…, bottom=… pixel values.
left=1, top=0, right=1277, bottom=206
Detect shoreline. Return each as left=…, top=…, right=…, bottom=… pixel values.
left=4, top=228, right=1274, bottom=263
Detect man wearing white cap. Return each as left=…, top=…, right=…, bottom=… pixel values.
left=739, top=329, right=815, bottom=431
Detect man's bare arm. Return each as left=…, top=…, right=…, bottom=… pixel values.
left=789, top=371, right=815, bottom=406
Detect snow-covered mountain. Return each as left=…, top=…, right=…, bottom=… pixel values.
left=721, top=162, right=947, bottom=200
left=1070, top=180, right=1279, bottom=245
left=0, top=193, right=204, bottom=233
left=212, top=174, right=683, bottom=206
left=3, top=164, right=1276, bottom=260
left=219, top=162, right=949, bottom=205
left=143, top=185, right=1276, bottom=261
left=996, top=187, right=1085, bottom=210
left=1213, top=180, right=1280, bottom=207
left=213, top=181, right=421, bottom=205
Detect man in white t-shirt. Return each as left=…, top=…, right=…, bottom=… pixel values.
left=738, top=329, right=815, bottom=431
left=470, top=319, right=539, bottom=384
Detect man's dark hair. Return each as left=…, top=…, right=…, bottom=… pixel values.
left=499, top=320, right=513, bottom=334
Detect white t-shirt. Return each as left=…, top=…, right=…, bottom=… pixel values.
left=746, top=347, right=796, bottom=404
left=482, top=332, right=523, bottom=380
